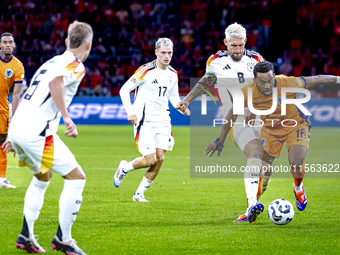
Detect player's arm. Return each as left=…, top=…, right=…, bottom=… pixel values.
left=49, top=76, right=77, bottom=138
left=119, top=76, right=140, bottom=126
left=11, top=82, right=22, bottom=117
left=176, top=76, right=216, bottom=112
left=169, top=78, right=190, bottom=116
left=302, top=75, right=339, bottom=89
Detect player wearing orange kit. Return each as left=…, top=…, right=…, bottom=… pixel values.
left=206, top=61, right=340, bottom=216
left=0, top=32, right=25, bottom=188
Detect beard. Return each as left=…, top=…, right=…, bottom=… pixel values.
left=230, top=52, right=243, bottom=61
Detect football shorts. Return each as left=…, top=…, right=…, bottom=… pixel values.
left=134, top=121, right=174, bottom=157
left=9, top=132, right=79, bottom=176
left=260, top=123, right=310, bottom=158
left=228, top=115, right=260, bottom=152
left=0, top=111, right=10, bottom=134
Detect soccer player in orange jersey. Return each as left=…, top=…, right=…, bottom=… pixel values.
left=0, top=32, right=24, bottom=188
left=206, top=61, right=340, bottom=216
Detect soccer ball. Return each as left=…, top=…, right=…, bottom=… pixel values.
left=268, top=199, right=294, bottom=225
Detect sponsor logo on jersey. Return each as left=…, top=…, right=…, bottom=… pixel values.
left=260, top=138, right=266, bottom=147
left=5, top=69, right=13, bottom=78
left=152, top=79, right=158, bottom=84
left=223, top=64, right=231, bottom=70
left=130, top=77, right=137, bottom=84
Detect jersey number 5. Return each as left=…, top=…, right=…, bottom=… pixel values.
left=24, top=69, right=47, bottom=100
left=158, top=86, right=167, bottom=97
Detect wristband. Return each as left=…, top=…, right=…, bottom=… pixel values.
left=336, top=76, right=340, bottom=84
left=214, top=138, right=224, bottom=154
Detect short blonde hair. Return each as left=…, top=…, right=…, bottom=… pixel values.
left=155, top=38, right=173, bottom=50
left=68, top=21, right=93, bottom=49
left=225, top=23, right=246, bottom=41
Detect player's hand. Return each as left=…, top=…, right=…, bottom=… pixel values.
left=128, top=115, right=138, bottom=126
left=2, top=140, right=16, bottom=157
left=63, top=116, right=78, bottom=138
left=175, top=100, right=189, bottom=112
left=181, top=108, right=191, bottom=116
left=205, top=142, right=219, bottom=157
left=244, top=107, right=256, bottom=124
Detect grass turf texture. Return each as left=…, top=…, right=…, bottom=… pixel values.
left=1, top=126, right=340, bottom=254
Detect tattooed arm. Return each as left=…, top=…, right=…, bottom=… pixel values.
left=175, top=76, right=216, bottom=112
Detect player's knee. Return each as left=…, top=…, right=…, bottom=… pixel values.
left=156, top=155, right=164, bottom=164
left=290, top=159, right=304, bottom=170
left=145, top=156, right=157, bottom=167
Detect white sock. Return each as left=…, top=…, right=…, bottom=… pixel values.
left=59, top=179, right=85, bottom=242
left=136, top=176, right=153, bottom=195
left=262, top=174, right=272, bottom=195
left=293, top=183, right=302, bottom=192
left=23, top=177, right=50, bottom=238
left=244, top=158, right=261, bottom=210
left=0, top=177, right=6, bottom=182
left=123, top=161, right=135, bottom=173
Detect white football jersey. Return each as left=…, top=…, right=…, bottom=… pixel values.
left=204, top=49, right=264, bottom=111
left=10, top=51, right=85, bottom=137
left=120, top=60, right=180, bottom=123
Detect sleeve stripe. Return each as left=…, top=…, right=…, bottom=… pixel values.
left=299, top=76, right=307, bottom=88
left=207, top=54, right=219, bottom=68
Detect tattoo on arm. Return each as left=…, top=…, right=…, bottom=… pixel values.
left=185, top=76, right=216, bottom=103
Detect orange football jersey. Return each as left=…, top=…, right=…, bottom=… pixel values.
left=0, top=54, right=24, bottom=112
left=241, top=75, right=310, bottom=136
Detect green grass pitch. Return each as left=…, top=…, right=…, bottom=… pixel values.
left=1, top=126, right=340, bottom=254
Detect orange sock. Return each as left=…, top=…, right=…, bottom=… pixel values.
left=0, top=146, right=8, bottom=178
left=257, top=177, right=263, bottom=201
left=291, top=162, right=305, bottom=187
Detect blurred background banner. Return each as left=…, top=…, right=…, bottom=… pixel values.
left=189, top=98, right=340, bottom=127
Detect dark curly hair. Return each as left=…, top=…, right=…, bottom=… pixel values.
left=253, top=61, right=274, bottom=77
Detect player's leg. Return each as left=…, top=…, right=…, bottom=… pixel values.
left=287, top=124, right=310, bottom=211
left=51, top=134, right=86, bottom=255
left=258, top=152, right=275, bottom=201
left=114, top=152, right=158, bottom=187
left=0, top=133, right=13, bottom=187
left=232, top=124, right=263, bottom=222
left=114, top=122, right=157, bottom=187
left=288, top=145, right=308, bottom=211
left=16, top=170, right=52, bottom=253
left=133, top=148, right=166, bottom=202
left=9, top=134, right=49, bottom=253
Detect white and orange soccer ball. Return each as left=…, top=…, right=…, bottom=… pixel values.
left=268, top=199, right=295, bottom=225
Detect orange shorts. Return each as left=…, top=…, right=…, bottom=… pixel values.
left=260, top=123, right=310, bottom=158
left=0, top=111, right=10, bottom=134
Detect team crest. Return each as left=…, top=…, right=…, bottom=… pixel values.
left=278, top=96, right=281, bottom=105
left=145, top=144, right=151, bottom=150
left=168, top=76, right=173, bottom=85
left=246, top=62, right=255, bottom=72
left=260, top=138, right=266, bottom=147
left=5, top=69, right=13, bottom=78
left=130, top=77, right=137, bottom=84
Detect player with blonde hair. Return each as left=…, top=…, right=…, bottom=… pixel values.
left=114, top=38, right=190, bottom=202
left=3, top=21, right=93, bottom=254
left=177, top=22, right=268, bottom=222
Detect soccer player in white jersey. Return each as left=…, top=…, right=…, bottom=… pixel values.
left=114, top=38, right=190, bottom=202
left=178, top=23, right=269, bottom=223
left=2, top=21, right=92, bottom=254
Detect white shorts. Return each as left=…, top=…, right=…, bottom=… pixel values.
left=228, top=115, right=261, bottom=152
left=134, top=121, right=174, bottom=157
left=9, top=133, right=79, bottom=176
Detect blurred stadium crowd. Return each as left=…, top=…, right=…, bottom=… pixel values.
left=1, top=0, right=340, bottom=97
